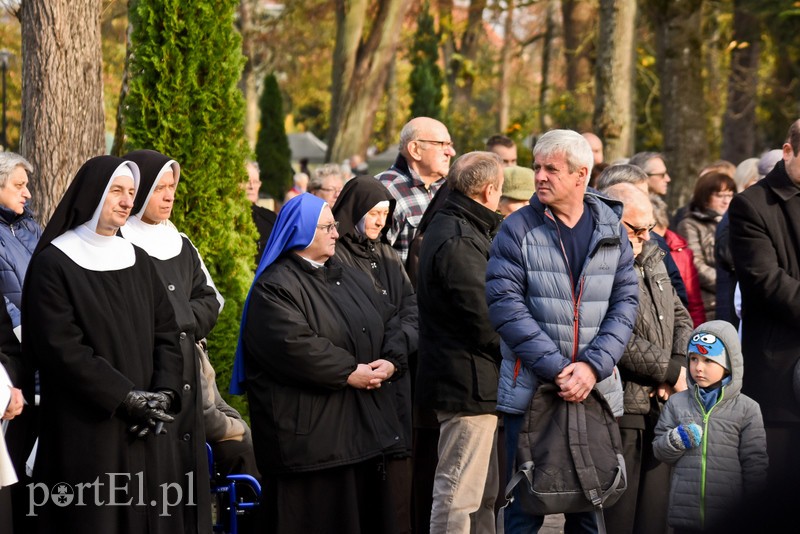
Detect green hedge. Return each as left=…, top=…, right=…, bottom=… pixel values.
left=122, top=0, right=256, bottom=419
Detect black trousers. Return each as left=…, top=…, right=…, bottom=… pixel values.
left=603, top=416, right=670, bottom=534
left=265, top=456, right=406, bottom=534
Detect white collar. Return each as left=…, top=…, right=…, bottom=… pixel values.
left=298, top=255, right=325, bottom=269
left=121, top=216, right=183, bottom=260
left=51, top=224, right=136, bottom=271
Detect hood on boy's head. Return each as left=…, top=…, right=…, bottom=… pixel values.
left=687, top=320, right=741, bottom=375
left=688, top=333, right=729, bottom=371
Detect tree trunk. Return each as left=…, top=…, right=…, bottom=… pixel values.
left=703, top=1, right=726, bottom=157
left=539, top=0, right=558, bottom=133
left=593, top=0, right=636, bottom=161
left=441, top=0, right=488, bottom=113
left=239, top=0, right=259, bottom=150
left=20, top=0, right=106, bottom=225
left=561, top=0, right=596, bottom=131
left=383, top=52, right=398, bottom=150
left=498, top=0, right=514, bottom=133
left=721, top=0, right=759, bottom=164
left=326, top=0, right=411, bottom=163
left=652, top=0, right=707, bottom=211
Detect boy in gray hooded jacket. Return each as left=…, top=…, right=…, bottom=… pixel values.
left=653, top=320, right=767, bottom=533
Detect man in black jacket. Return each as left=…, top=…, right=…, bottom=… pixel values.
left=415, top=152, right=504, bottom=533
left=729, top=118, right=800, bottom=506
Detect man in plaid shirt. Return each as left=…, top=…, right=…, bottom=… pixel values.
left=376, top=117, right=455, bottom=264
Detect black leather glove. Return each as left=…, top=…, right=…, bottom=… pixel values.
left=121, top=390, right=174, bottom=438
left=142, top=390, right=175, bottom=413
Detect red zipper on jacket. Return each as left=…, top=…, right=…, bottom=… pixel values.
left=513, top=358, right=522, bottom=385
left=548, top=209, right=585, bottom=362
left=572, top=278, right=584, bottom=362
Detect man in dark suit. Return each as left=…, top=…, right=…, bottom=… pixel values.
left=729, top=118, right=800, bottom=517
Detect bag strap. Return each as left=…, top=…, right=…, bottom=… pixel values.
left=503, top=460, right=534, bottom=502
left=568, top=399, right=609, bottom=534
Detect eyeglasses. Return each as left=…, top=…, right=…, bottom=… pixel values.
left=316, top=221, right=340, bottom=234
left=623, top=220, right=656, bottom=239
left=647, top=172, right=668, bottom=179
left=319, top=187, right=343, bottom=195
left=417, top=139, right=455, bottom=151
left=712, top=192, right=734, bottom=200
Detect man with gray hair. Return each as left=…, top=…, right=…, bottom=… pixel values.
left=0, top=153, right=40, bottom=333
left=595, top=163, right=649, bottom=192
left=415, top=151, right=504, bottom=533
left=487, top=129, right=638, bottom=532
left=0, top=151, right=39, bottom=533
left=596, top=164, right=689, bottom=306
left=308, top=163, right=345, bottom=206
left=377, top=116, right=455, bottom=264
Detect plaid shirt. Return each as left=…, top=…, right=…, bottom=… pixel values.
left=376, top=155, right=446, bottom=263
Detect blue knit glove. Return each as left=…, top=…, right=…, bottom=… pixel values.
left=668, top=423, right=703, bottom=450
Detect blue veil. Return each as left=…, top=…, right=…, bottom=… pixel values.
left=230, top=193, right=326, bottom=394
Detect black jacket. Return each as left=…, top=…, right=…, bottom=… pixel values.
left=729, top=160, right=800, bottom=423
left=243, top=253, right=407, bottom=474
left=333, top=175, right=418, bottom=454
left=415, top=189, right=504, bottom=414
left=714, top=213, right=739, bottom=327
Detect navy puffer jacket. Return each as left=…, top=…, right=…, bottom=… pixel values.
left=486, top=192, right=638, bottom=415
left=0, top=206, right=41, bottom=327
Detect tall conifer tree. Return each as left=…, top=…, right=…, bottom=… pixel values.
left=122, top=0, right=256, bottom=411
left=409, top=2, right=443, bottom=120
left=255, top=73, right=293, bottom=199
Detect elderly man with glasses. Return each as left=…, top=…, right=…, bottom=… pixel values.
left=376, top=116, right=456, bottom=265
left=600, top=182, right=692, bottom=534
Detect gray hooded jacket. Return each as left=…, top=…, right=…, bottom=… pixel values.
left=652, top=320, right=768, bottom=531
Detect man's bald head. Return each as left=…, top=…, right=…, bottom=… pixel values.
left=398, top=116, right=455, bottom=184
left=400, top=117, right=449, bottom=152
left=581, top=132, right=604, bottom=165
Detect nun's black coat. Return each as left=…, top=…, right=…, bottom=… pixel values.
left=123, top=149, right=219, bottom=534
left=332, top=176, right=418, bottom=454
left=21, top=156, right=184, bottom=534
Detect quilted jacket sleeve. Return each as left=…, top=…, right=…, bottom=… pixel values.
left=652, top=394, right=687, bottom=465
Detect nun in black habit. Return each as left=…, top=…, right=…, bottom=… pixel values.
left=21, top=156, right=185, bottom=534
left=120, top=149, right=223, bottom=534
left=331, top=176, right=418, bottom=532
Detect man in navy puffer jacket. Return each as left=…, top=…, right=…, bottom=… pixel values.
left=0, top=152, right=41, bottom=533
left=0, top=153, right=42, bottom=334
left=486, top=129, right=638, bottom=534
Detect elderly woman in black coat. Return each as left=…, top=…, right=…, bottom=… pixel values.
left=332, top=176, right=418, bottom=532
left=232, top=193, right=408, bottom=533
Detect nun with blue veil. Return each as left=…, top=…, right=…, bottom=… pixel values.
left=231, top=192, right=408, bottom=533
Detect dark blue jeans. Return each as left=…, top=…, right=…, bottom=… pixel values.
left=503, top=412, right=598, bottom=534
